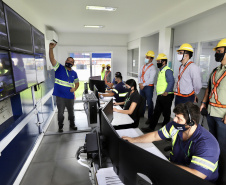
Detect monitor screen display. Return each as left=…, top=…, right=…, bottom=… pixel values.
left=0, top=1, right=9, bottom=49
left=89, top=78, right=105, bottom=93
left=11, top=52, right=37, bottom=92
left=0, top=50, right=14, bottom=101
left=35, top=55, right=46, bottom=83
left=102, top=98, right=113, bottom=123
left=32, top=27, right=45, bottom=55
left=93, top=85, right=100, bottom=107
left=4, top=4, right=33, bottom=53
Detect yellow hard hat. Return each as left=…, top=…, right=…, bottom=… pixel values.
left=156, top=53, right=167, bottom=60
left=106, top=64, right=111, bottom=67
left=177, top=43, right=193, bottom=53
left=146, top=50, right=155, bottom=58
left=213, top=38, right=226, bottom=51
left=102, top=64, right=106, bottom=67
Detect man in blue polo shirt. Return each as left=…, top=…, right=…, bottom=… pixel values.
left=100, top=72, right=128, bottom=102
left=49, top=43, right=79, bottom=132
left=122, top=102, right=220, bottom=183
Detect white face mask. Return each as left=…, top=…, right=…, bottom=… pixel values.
left=177, top=54, right=183, bottom=61
left=144, top=58, right=149, bottom=64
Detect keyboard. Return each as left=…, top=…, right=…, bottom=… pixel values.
left=84, top=92, right=98, bottom=102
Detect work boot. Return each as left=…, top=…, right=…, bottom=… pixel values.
left=70, top=125, right=77, bottom=130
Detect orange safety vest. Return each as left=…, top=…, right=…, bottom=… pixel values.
left=174, top=61, right=195, bottom=97
left=209, top=70, right=226, bottom=108
left=104, top=71, right=111, bottom=83
left=141, top=64, right=154, bottom=86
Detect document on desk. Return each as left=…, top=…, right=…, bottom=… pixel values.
left=116, top=128, right=141, bottom=138
left=96, top=167, right=124, bottom=185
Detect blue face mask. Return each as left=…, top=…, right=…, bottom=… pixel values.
left=144, top=58, right=149, bottom=64
left=172, top=121, right=188, bottom=132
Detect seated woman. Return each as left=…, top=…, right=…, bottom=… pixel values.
left=113, top=79, right=142, bottom=129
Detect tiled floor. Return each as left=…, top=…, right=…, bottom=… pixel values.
left=20, top=102, right=209, bottom=185
left=20, top=102, right=92, bottom=185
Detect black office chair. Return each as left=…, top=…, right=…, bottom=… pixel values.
left=216, top=150, right=226, bottom=185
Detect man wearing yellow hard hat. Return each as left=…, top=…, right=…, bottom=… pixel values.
left=101, top=64, right=105, bottom=80
left=142, top=53, right=174, bottom=132
left=138, top=50, right=157, bottom=125
left=200, top=38, right=226, bottom=153
left=174, top=43, right=202, bottom=105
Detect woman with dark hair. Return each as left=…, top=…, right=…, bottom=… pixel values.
left=113, top=79, right=142, bottom=128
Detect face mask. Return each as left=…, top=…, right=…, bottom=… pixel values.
left=157, top=62, right=163, bottom=68
left=215, top=52, right=225, bottom=62
left=172, top=121, right=188, bottom=131
left=144, top=58, right=149, bottom=64
left=65, top=63, right=73, bottom=68
left=177, top=54, right=183, bottom=61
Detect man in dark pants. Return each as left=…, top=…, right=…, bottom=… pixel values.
left=142, top=53, right=174, bottom=132
left=138, top=50, right=157, bottom=125
left=49, top=43, right=79, bottom=132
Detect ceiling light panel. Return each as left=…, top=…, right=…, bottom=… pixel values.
left=86, top=6, right=117, bottom=11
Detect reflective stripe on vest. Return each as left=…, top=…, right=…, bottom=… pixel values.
left=141, top=64, right=154, bottom=86
left=53, top=62, right=60, bottom=71
left=169, top=126, right=179, bottom=157
left=191, top=156, right=218, bottom=172
left=174, top=62, right=195, bottom=97
left=55, top=78, right=75, bottom=88
left=119, top=92, right=127, bottom=97
left=156, top=66, right=174, bottom=95
left=209, top=70, right=226, bottom=108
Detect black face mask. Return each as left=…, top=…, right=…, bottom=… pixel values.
left=215, top=52, right=225, bottom=62
left=157, top=62, right=163, bottom=68
left=65, top=63, right=73, bottom=68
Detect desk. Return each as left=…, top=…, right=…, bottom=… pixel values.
left=100, top=99, right=134, bottom=126
left=96, top=128, right=168, bottom=185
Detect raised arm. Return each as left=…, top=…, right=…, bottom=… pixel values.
left=49, top=43, right=57, bottom=67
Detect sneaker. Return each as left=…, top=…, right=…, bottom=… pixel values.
left=141, top=127, right=154, bottom=133
left=58, top=128, right=63, bottom=133
left=70, top=125, right=77, bottom=130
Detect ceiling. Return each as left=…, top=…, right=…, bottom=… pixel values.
left=21, top=0, right=183, bottom=34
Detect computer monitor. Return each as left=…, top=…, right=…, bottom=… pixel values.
left=11, top=52, right=37, bottom=93
left=100, top=108, right=120, bottom=174
left=93, top=85, right=100, bottom=108
left=89, top=76, right=105, bottom=93
left=0, top=50, right=15, bottom=101
left=118, top=138, right=213, bottom=185
left=4, top=4, right=33, bottom=53
left=102, top=98, right=113, bottom=123
left=32, top=26, right=45, bottom=55
left=0, top=1, right=9, bottom=49
left=35, top=55, right=46, bottom=84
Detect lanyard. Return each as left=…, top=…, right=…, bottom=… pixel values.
left=65, top=67, right=71, bottom=83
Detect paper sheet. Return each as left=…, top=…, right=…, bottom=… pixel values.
left=96, top=167, right=124, bottom=185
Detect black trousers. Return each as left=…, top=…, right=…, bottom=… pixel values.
left=149, top=94, right=174, bottom=130
left=56, top=96, right=75, bottom=128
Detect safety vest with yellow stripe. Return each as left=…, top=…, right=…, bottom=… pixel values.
left=156, top=66, right=174, bottom=95
left=160, top=125, right=218, bottom=173
left=101, top=70, right=105, bottom=80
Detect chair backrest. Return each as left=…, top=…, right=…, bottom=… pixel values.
left=137, top=95, right=145, bottom=118
left=216, top=150, right=226, bottom=185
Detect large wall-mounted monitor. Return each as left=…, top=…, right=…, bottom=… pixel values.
left=35, top=55, right=46, bottom=84
left=0, top=50, right=15, bottom=101
left=11, top=52, right=38, bottom=93
left=32, top=27, right=45, bottom=55
left=0, top=1, right=9, bottom=49
left=4, top=4, right=33, bottom=53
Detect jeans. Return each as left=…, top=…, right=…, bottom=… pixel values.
left=175, top=94, right=195, bottom=106
left=140, top=86, right=154, bottom=119
left=207, top=114, right=226, bottom=153
left=56, top=96, right=75, bottom=128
